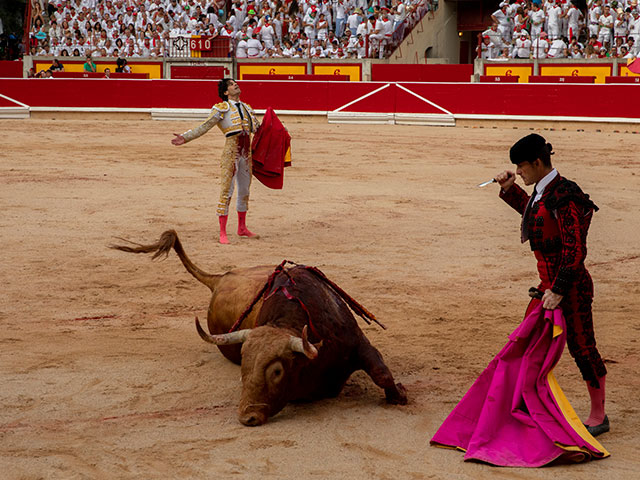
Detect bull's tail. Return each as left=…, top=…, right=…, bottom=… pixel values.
left=110, top=230, right=219, bottom=291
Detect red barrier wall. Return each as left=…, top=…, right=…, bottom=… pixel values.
left=0, top=79, right=155, bottom=108
left=243, top=74, right=350, bottom=81
left=606, top=76, right=640, bottom=83
left=0, top=60, right=23, bottom=78
left=52, top=72, right=149, bottom=79
left=479, top=75, right=520, bottom=83
left=170, top=66, right=226, bottom=79
left=0, top=95, right=22, bottom=107
left=399, top=82, right=636, bottom=118
left=152, top=80, right=221, bottom=108
left=529, top=75, right=596, bottom=84
left=371, top=64, right=473, bottom=82
left=2, top=78, right=639, bottom=121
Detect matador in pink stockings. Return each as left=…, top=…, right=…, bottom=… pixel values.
left=172, top=78, right=260, bottom=244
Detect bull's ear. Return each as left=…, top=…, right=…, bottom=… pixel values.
left=289, top=326, right=319, bottom=360
left=301, top=325, right=320, bottom=359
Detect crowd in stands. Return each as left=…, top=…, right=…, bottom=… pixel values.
left=28, top=0, right=436, bottom=60
left=1, top=8, right=26, bottom=60
left=478, top=0, right=640, bottom=60
left=1, top=31, right=23, bottom=61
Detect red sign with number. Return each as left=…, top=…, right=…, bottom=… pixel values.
left=190, top=36, right=215, bottom=51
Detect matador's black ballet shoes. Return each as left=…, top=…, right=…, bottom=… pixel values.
left=584, top=415, right=610, bottom=437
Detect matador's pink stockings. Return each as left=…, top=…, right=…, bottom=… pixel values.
left=218, top=215, right=229, bottom=244
left=585, top=375, right=607, bottom=426
left=237, top=211, right=257, bottom=238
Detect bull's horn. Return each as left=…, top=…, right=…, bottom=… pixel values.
left=289, top=325, right=319, bottom=360
left=195, top=317, right=251, bottom=345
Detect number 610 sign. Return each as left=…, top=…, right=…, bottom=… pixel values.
left=190, top=37, right=214, bottom=51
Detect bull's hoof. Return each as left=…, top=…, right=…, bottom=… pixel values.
left=385, top=383, right=408, bottom=405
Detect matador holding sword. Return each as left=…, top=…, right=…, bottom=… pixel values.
left=495, top=134, right=608, bottom=437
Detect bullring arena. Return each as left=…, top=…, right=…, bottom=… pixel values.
left=1, top=108, right=640, bottom=478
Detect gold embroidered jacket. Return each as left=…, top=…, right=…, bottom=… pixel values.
left=182, top=101, right=260, bottom=142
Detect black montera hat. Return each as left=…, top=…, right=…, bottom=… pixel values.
left=509, top=133, right=548, bottom=164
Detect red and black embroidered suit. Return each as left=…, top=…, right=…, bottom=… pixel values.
left=500, top=175, right=607, bottom=386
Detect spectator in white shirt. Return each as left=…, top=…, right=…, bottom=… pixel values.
left=53, top=4, right=66, bottom=24
left=355, top=32, right=366, bottom=58
left=630, top=11, right=640, bottom=51
left=205, top=22, right=219, bottom=38
left=282, top=39, right=295, bottom=57
left=531, top=31, right=550, bottom=58
left=515, top=32, right=531, bottom=58
left=491, top=4, right=512, bottom=44
left=565, top=2, right=582, bottom=40
left=569, top=43, right=584, bottom=58
left=316, top=13, right=329, bottom=40
left=547, top=36, right=567, bottom=58
left=335, top=0, right=347, bottom=37
left=234, top=33, right=248, bottom=57
left=347, top=7, right=361, bottom=35
left=246, top=32, right=262, bottom=57
left=303, top=8, right=318, bottom=42
left=477, top=35, right=497, bottom=59
left=588, top=1, right=602, bottom=38
left=273, top=12, right=283, bottom=44
left=392, top=2, right=405, bottom=31
left=139, top=37, right=152, bottom=56
left=529, top=3, right=545, bottom=40
left=618, top=45, right=631, bottom=57
left=260, top=17, right=275, bottom=48
left=614, top=9, right=629, bottom=44
left=598, top=5, right=614, bottom=46
left=482, top=22, right=504, bottom=50
left=546, top=0, right=563, bottom=40
left=628, top=36, right=638, bottom=57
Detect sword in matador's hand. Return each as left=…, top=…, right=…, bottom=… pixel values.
left=477, top=178, right=497, bottom=188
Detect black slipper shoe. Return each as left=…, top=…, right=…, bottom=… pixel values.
left=584, top=415, right=610, bottom=437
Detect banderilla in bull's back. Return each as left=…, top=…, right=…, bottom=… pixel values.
left=110, top=230, right=408, bottom=425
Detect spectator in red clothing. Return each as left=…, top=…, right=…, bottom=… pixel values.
left=587, top=34, right=603, bottom=50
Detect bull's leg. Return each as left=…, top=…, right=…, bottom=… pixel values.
left=357, top=340, right=408, bottom=405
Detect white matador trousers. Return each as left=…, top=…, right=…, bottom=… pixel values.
left=217, top=133, right=252, bottom=216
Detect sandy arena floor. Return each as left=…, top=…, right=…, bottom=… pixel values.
left=1, top=116, right=639, bottom=479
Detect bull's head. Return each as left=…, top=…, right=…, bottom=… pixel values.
left=195, top=318, right=320, bottom=426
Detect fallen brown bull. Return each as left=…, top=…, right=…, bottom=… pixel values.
left=111, top=230, right=407, bottom=425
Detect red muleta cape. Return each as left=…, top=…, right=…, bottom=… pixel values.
left=251, top=107, right=291, bottom=189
